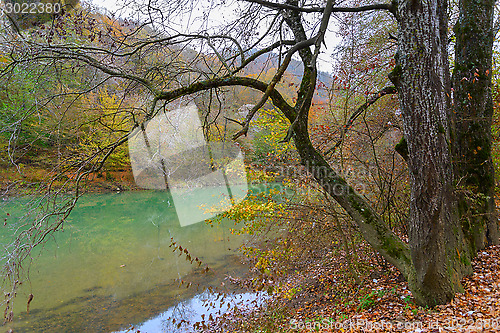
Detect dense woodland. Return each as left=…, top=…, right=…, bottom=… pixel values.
left=0, top=0, right=500, bottom=331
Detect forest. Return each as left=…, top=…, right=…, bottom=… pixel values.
left=0, top=0, right=500, bottom=332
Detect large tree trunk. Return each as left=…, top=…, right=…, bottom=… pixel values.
left=276, top=0, right=495, bottom=307
left=389, top=0, right=472, bottom=305
left=453, top=0, right=499, bottom=253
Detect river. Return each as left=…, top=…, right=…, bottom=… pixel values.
left=0, top=190, right=264, bottom=332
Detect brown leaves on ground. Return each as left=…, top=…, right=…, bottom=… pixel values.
left=289, top=244, right=500, bottom=332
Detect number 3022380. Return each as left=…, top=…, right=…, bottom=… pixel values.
left=1, top=1, right=62, bottom=14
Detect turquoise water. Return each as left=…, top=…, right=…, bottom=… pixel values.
left=0, top=190, right=254, bottom=332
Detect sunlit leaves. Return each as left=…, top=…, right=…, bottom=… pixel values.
left=251, top=107, right=295, bottom=161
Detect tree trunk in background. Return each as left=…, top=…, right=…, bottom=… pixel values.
left=453, top=0, right=499, bottom=254
left=390, top=0, right=471, bottom=306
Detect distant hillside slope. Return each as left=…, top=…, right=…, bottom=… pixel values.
left=241, top=50, right=332, bottom=103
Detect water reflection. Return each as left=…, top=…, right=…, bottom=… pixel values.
left=115, top=291, right=267, bottom=333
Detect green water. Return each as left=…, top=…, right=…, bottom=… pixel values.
left=0, top=190, right=252, bottom=332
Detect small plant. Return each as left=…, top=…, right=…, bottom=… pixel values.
left=284, top=287, right=302, bottom=300
left=402, top=294, right=419, bottom=315
left=338, top=313, right=348, bottom=321
left=357, top=289, right=391, bottom=311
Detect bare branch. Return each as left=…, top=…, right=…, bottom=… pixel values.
left=230, top=40, right=296, bottom=75
left=16, top=49, right=160, bottom=96
left=157, top=76, right=295, bottom=119
left=242, top=0, right=324, bottom=12
left=224, top=116, right=245, bottom=126
left=242, top=0, right=394, bottom=14
left=326, top=86, right=397, bottom=156
left=281, top=0, right=335, bottom=143
left=232, top=37, right=316, bottom=139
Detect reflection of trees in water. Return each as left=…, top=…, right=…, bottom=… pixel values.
left=162, top=291, right=225, bottom=332
left=162, top=297, right=198, bottom=333
left=161, top=291, right=268, bottom=332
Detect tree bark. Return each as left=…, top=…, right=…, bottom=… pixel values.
left=390, top=0, right=472, bottom=305
left=453, top=0, right=499, bottom=253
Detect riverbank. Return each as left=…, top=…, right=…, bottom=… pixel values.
left=201, top=186, right=500, bottom=332
left=210, top=241, right=500, bottom=332
left=0, top=166, right=142, bottom=196
left=0, top=164, right=270, bottom=196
